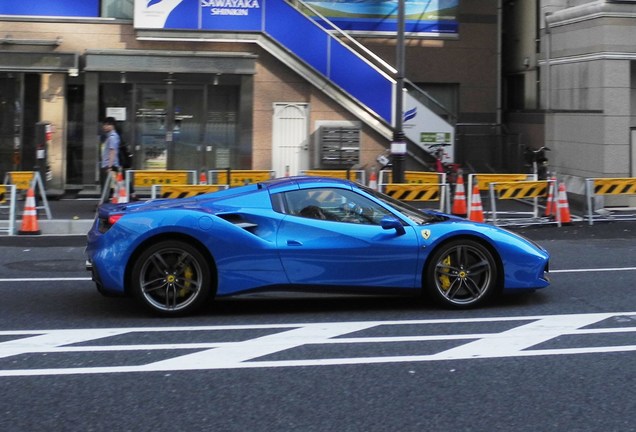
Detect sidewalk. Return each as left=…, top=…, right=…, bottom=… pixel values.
left=25, top=198, right=98, bottom=236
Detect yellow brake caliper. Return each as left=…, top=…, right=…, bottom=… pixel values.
left=439, top=255, right=452, bottom=291
left=178, top=266, right=193, bottom=297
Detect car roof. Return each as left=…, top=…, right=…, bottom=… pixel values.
left=259, top=175, right=358, bottom=192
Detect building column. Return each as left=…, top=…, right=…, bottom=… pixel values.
left=82, top=72, right=99, bottom=188
left=40, top=73, right=66, bottom=194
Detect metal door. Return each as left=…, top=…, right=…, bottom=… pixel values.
left=272, top=103, right=309, bottom=177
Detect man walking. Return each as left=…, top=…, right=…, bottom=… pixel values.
left=100, top=117, right=120, bottom=201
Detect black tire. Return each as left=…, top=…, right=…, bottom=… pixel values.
left=131, top=240, right=213, bottom=316
left=425, top=239, right=498, bottom=308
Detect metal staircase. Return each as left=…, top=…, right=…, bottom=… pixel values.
left=136, top=0, right=456, bottom=168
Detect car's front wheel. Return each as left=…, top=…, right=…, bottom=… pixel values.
left=131, top=240, right=213, bottom=316
left=425, top=239, right=498, bottom=308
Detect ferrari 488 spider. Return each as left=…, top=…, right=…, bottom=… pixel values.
left=85, top=176, right=549, bottom=316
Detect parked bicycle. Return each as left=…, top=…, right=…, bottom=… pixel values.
left=523, top=146, right=551, bottom=180
left=426, top=142, right=461, bottom=185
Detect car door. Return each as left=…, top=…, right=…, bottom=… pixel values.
left=275, top=187, right=421, bottom=289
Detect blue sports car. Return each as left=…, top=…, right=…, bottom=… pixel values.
left=85, top=176, right=550, bottom=316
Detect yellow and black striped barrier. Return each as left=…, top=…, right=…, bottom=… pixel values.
left=209, top=170, right=275, bottom=187
left=3, top=171, right=35, bottom=191
left=151, top=184, right=229, bottom=199
left=469, top=173, right=533, bottom=193
left=467, top=173, right=536, bottom=218
left=129, top=170, right=195, bottom=187
left=118, top=170, right=197, bottom=202
left=383, top=183, right=449, bottom=212
left=2, top=171, right=52, bottom=219
left=379, top=170, right=446, bottom=190
left=487, top=180, right=557, bottom=227
left=585, top=177, right=636, bottom=225
left=491, top=181, right=549, bottom=200
left=301, top=169, right=365, bottom=184
left=590, top=178, right=636, bottom=195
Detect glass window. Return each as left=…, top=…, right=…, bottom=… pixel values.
left=280, top=188, right=392, bottom=225
left=102, top=0, right=133, bottom=19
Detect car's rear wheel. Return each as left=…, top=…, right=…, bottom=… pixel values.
left=131, top=240, right=213, bottom=316
left=425, top=239, right=498, bottom=308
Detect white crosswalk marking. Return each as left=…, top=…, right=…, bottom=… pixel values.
left=429, top=312, right=616, bottom=360
left=0, top=313, right=635, bottom=377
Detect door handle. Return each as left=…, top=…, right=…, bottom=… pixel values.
left=287, top=240, right=303, bottom=246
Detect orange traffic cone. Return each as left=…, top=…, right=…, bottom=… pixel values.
left=468, top=185, right=485, bottom=223
left=18, top=187, right=41, bottom=235
left=557, top=183, right=572, bottom=225
left=368, top=167, right=378, bottom=191
left=451, top=174, right=467, bottom=217
left=199, top=170, right=207, bottom=185
left=544, top=177, right=556, bottom=217
left=112, top=171, right=128, bottom=204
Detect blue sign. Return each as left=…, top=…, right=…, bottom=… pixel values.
left=200, top=0, right=262, bottom=31
left=135, top=0, right=263, bottom=31
left=305, top=0, right=459, bottom=35
left=0, top=0, right=99, bottom=17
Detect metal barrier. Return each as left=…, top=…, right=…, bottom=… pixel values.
left=0, top=184, right=17, bottom=235
left=378, top=170, right=446, bottom=192
left=467, top=173, right=536, bottom=219
left=2, top=171, right=52, bottom=219
left=585, top=177, right=636, bottom=225
left=151, top=184, right=229, bottom=199
left=301, top=169, right=366, bottom=185
left=209, top=169, right=275, bottom=187
left=383, top=183, right=450, bottom=213
left=488, top=180, right=558, bottom=226
left=121, top=170, right=197, bottom=200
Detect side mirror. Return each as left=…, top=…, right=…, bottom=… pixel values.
left=380, top=215, right=406, bottom=236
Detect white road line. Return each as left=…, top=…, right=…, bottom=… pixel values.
left=0, top=277, right=92, bottom=282
left=0, top=312, right=635, bottom=377
left=550, top=267, right=636, bottom=273
left=1, top=266, right=635, bottom=283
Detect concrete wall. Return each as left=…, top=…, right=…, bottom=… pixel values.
left=540, top=1, right=636, bottom=205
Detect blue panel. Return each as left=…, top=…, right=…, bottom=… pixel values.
left=164, top=0, right=199, bottom=29
left=318, top=18, right=459, bottom=34
left=305, top=0, right=459, bottom=35
left=265, top=0, right=393, bottom=122
left=0, top=0, right=99, bottom=17
left=264, top=0, right=329, bottom=75
left=200, top=0, right=262, bottom=31
left=329, top=42, right=393, bottom=123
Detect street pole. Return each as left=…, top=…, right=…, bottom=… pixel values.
left=391, top=0, right=406, bottom=183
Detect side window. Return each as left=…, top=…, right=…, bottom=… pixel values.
left=281, top=188, right=391, bottom=225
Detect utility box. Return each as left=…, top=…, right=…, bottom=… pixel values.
left=316, top=125, right=360, bottom=169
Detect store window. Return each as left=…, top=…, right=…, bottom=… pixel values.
left=102, top=0, right=133, bottom=19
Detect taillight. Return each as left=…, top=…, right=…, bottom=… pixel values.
left=98, top=213, right=124, bottom=233
left=108, top=214, right=124, bottom=225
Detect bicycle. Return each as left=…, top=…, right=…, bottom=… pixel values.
left=523, top=146, right=550, bottom=180
left=426, top=142, right=461, bottom=185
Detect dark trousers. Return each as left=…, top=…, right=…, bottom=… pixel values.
left=100, top=167, right=116, bottom=202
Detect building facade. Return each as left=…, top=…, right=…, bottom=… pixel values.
left=0, top=1, right=500, bottom=195
left=504, top=0, right=636, bottom=205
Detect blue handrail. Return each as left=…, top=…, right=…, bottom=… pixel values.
left=263, top=0, right=395, bottom=124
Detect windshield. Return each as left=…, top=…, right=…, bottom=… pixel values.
left=358, top=184, right=446, bottom=225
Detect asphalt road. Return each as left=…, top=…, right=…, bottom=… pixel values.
left=0, top=221, right=635, bottom=431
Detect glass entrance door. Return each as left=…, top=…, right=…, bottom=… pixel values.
left=172, top=87, right=205, bottom=170
left=135, top=85, right=206, bottom=171
left=136, top=86, right=168, bottom=170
